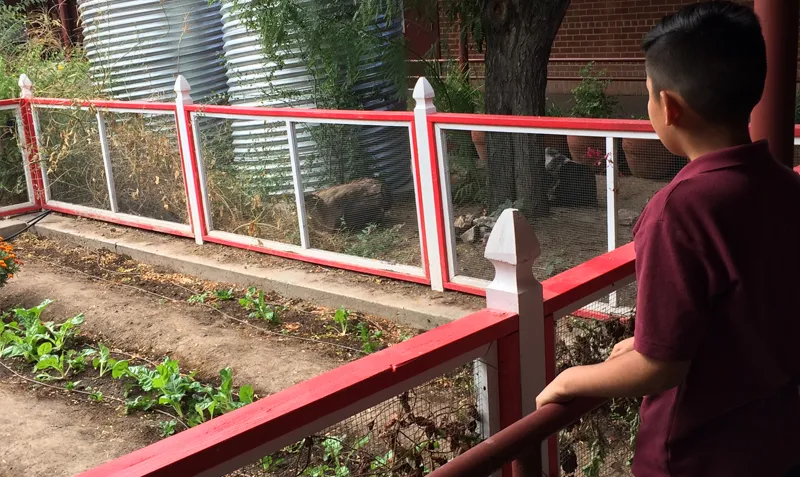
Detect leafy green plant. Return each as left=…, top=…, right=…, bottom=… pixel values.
left=239, top=287, right=281, bottom=323
left=187, top=292, right=210, bottom=304
left=213, top=289, right=235, bottom=301
left=159, top=419, right=177, bottom=438
left=570, top=62, right=618, bottom=119
left=332, top=308, right=351, bottom=336
left=357, top=322, right=382, bottom=354
left=0, top=300, right=83, bottom=364
left=344, top=224, right=404, bottom=261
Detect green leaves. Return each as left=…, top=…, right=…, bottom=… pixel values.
left=333, top=308, right=350, bottom=336
left=239, top=287, right=281, bottom=323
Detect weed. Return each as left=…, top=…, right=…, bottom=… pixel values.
left=213, top=289, right=235, bottom=301
left=344, top=224, right=404, bottom=261
left=239, top=287, right=281, bottom=323
left=159, top=419, right=177, bottom=438
left=357, top=322, right=382, bottom=354
left=187, top=292, right=210, bottom=304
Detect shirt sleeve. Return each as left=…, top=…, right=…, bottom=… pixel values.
left=634, top=218, right=711, bottom=362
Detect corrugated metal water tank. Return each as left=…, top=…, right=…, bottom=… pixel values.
left=219, top=0, right=412, bottom=193
left=78, top=0, right=228, bottom=103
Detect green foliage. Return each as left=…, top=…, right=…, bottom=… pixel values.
left=239, top=287, right=281, bottom=323
left=570, top=62, right=618, bottom=119
left=213, top=289, right=235, bottom=301
left=357, top=322, right=382, bottom=354
left=343, top=223, right=404, bottom=261
left=0, top=239, right=21, bottom=288
left=187, top=292, right=210, bottom=304
left=421, top=59, right=483, bottom=115
left=0, top=3, right=95, bottom=100
left=332, top=307, right=350, bottom=336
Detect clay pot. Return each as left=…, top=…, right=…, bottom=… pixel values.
left=621, top=138, right=688, bottom=181
left=471, top=130, right=487, bottom=168
left=566, top=135, right=606, bottom=166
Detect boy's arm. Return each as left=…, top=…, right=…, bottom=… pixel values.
left=536, top=350, right=690, bottom=408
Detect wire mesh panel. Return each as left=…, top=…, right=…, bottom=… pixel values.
left=300, top=122, right=422, bottom=267
left=36, top=107, right=110, bottom=209
left=555, top=282, right=638, bottom=477
left=232, top=363, right=479, bottom=477
left=103, top=112, right=189, bottom=224
left=195, top=115, right=302, bottom=246
left=0, top=109, right=29, bottom=207
left=615, top=138, right=686, bottom=247
left=442, top=128, right=608, bottom=282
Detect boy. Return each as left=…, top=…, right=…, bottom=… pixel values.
left=535, top=2, right=800, bottom=476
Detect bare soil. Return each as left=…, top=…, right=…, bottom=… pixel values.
left=0, top=235, right=426, bottom=476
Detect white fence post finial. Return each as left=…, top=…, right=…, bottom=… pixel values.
left=412, top=77, right=445, bottom=292
left=19, top=74, right=33, bottom=99
left=173, top=75, right=205, bottom=245
left=484, top=208, right=551, bottom=476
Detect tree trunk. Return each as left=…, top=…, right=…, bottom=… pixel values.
left=482, top=0, right=570, bottom=217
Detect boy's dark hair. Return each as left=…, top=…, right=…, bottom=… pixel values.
left=643, top=1, right=766, bottom=124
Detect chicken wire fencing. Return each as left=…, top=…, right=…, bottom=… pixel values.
left=193, top=113, right=424, bottom=268
left=436, top=127, right=685, bottom=284
left=33, top=105, right=191, bottom=225
left=555, top=281, right=638, bottom=477
left=0, top=108, right=30, bottom=208
left=228, top=363, right=481, bottom=477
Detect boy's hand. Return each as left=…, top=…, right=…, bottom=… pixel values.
left=536, top=369, right=575, bottom=409
left=608, top=337, right=635, bottom=361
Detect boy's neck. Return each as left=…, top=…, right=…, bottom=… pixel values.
left=682, top=124, right=753, bottom=161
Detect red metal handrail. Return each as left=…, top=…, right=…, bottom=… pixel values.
left=427, top=398, right=607, bottom=477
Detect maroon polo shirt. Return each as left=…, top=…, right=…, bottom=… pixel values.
left=632, top=141, right=800, bottom=477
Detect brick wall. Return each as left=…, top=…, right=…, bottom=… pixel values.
left=434, top=0, right=794, bottom=97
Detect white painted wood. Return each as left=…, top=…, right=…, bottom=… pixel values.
left=413, top=77, right=445, bottom=292
left=197, top=345, right=491, bottom=477
left=439, top=123, right=660, bottom=140
left=174, top=75, right=204, bottom=245
left=606, top=136, right=619, bottom=307
left=193, top=111, right=409, bottom=127
left=286, top=121, right=311, bottom=249
left=18, top=74, right=32, bottom=100
left=408, top=125, right=428, bottom=271
left=483, top=208, right=551, bottom=474
left=30, top=104, right=174, bottom=116
left=206, top=230, right=427, bottom=278
left=434, top=124, right=459, bottom=281
left=190, top=112, right=214, bottom=231
left=29, top=106, right=50, bottom=203
left=95, top=111, right=118, bottom=213
left=45, top=201, right=193, bottom=235
left=0, top=202, right=35, bottom=214
left=13, top=107, right=35, bottom=205
left=473, top=344, right=502, bottom=477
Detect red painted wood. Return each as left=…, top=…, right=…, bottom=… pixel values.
left=542, top=243, right=635, bottom=316
left=185, top=104, right=414, bottom=122
left=430, top=113, right=656, bottom=133
left=203, top=234, right=431, bottom=286
left=43, top=206, right=194, bottom=238
left=443, top=280, right=487, bottom=296
left=30, top=97, right=176, bottom=111
left=0, top=204, right=40, bottom=218
left=19, top=100, right=45, bottom=206
left=173, top=112, right=196, bottom=230
left=0, top=99, right=20, bottom=107
left=410, top=118, right=431, bottom=280
left=425, top=117, right=450, bottom=285
left=496, top=331, right=522, bottom=477
left=77, top=309, right=519, bottom=477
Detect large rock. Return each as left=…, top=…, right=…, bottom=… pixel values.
left=306, top=178, right=390, bottom=232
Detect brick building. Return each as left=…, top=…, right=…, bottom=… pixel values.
left=407, top=0, right=800, bottom=116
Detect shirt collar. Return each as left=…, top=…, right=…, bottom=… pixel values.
left=673, top=140, right=772, bottom=181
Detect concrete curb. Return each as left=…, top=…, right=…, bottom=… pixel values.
left=29, top=216, right=481, bottom=329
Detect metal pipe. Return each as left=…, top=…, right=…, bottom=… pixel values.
left=751, top=0, right=799, bottom=167
left=427, top=398, right=605, bottom=477
left=57, top=0, right=71, bottom=47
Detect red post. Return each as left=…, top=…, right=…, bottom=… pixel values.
left=18, top=75, right=45, bottom=208
left=750, top=0, right=799, bottom=167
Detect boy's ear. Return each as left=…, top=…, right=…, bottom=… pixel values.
left=660, top=90, right=684, bottom=126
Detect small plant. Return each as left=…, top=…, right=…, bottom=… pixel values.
left=213, top=288, right=235, bottom=301
left=239, top=287, right=281, bottom=323
left=159, top=419, right=177, bottom=438
left=357, top=322, right=382, bottom=354
left=344, top=224, right=405, bottom=261
left=187, top=292, right=210, bottom=304
left=570, top=62, right=618, bottom=119
left=0, top=238, right=21, bottom=288
left=332, top=308, right=351, bottom=336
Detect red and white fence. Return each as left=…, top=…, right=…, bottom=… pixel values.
left=75, top=207, right=636, bottom=477
left=3, top=74, right=786, bottom=302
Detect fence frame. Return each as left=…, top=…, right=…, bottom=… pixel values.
left=0, top=96, right=38, bottom=218
left=74, top=207, right=637, bottom=477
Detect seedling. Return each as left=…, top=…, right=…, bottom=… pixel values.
left=187, top=292, right=210, bottom=304
left=239, top=287, right=281, bottom=323
left=357, top=322, right=382, bottom=354
left=332, top=308, right=350, bottom=336
left=213, top=289, right=235, bottom=301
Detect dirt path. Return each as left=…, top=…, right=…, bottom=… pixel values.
left=0, top=378, right=158, bottom=477
left=0, top=261, right=339, bottom=396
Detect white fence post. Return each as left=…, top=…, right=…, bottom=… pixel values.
left=606, top=136, right=619, bottom=307
left=174, top=75, right=205, bottom=245
left=484, top=208, right=552, bottom=476
left=96, top=111, right=119, bottom=213
left=413, top=77, right=445, bottom=291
